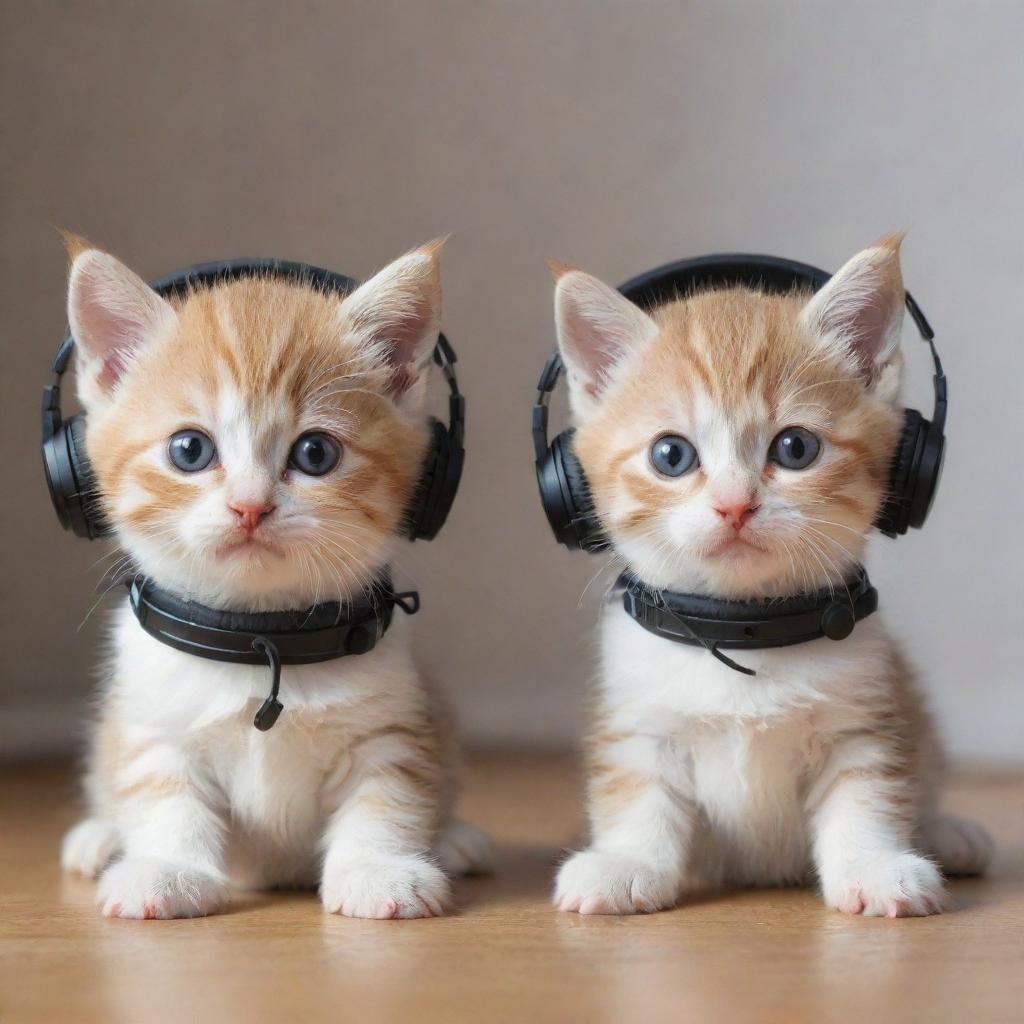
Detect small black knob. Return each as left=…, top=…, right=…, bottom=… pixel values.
left=346, top=626, right=371, bottom=655
left=821, top=602, right=856, bottom=641
left=253, top=697, right=283, bottom=731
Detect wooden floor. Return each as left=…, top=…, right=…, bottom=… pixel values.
left=1, top=756, right=1022, bottom=1024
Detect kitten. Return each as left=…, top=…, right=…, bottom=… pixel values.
left=550, top=239, right=992, bottom=917
left=60, top=239, right=491, bottom=919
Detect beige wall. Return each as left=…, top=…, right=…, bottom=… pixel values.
left=2, top=1, right=1021, bottom=761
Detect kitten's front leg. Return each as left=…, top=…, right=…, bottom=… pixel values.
left=810, top=739, right=946, bottom=918
left=555, top=729, right=695, bottom=915
left=98, top=743, right=229, bottom=920
left=321, top=725, right=450, bottom=919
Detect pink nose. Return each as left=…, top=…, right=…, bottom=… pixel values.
left=713, top=500, right=760, bottom=531
left=228, top=501, right=275, bottom=533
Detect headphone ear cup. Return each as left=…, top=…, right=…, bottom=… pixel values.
left=908, top=415, right=945, bottom=531
left=42, top=413, right=110, bottom=540
left=876, top=408, right=925, bottom=537
left=403, top=418, right=464, bottom=541
left=67, top=415, right=111, bottom=539
left=537, top=430, right=609, bottom=552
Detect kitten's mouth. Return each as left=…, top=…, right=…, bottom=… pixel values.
left=216, top=535, right=284, bottom=560
left=706, top=534, right=767, bottom=558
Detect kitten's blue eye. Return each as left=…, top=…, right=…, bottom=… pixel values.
left=650, top=435, right=699, bottom=478
left=289, top=433, right=341, bottom=477
left=770, top=428, right=820, bottom=470
left=168, top=430, right=216, bottom=472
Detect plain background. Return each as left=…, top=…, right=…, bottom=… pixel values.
left=1, top=1, right=1021, bottom=762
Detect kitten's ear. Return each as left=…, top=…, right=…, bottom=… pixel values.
left=551, top=262, right=658, bottom=417
left=339, top=241, right=443, bottom=405
left=66, top=242, right=177, bottom=409
left=799, top=236, right=906, bottom=386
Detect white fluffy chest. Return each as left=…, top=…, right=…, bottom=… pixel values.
left=209, top=717, right=332, bottom=834
left=598, top=604, right=894, bottom=883
left=104, top=601, right=419, bottom=875
left=685, top=716, right=822, bottom=882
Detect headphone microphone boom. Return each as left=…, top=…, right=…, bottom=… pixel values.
left=42, top=258, right=466, bottom=544
left=532, top=253, right=947, bottom=552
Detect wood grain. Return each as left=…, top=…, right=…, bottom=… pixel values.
left=1, top=755, right=1021, bottom=1024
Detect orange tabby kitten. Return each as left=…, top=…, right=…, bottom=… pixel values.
left=551, top=239, right=992, bottom=917
left=60, top=239, right=491, bottom=919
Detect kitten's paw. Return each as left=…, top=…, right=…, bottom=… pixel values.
left=61, top=819, right=120, bottom=878
left=922, top=815, right=994, bottom=876
left=435, top=818, right=495, bottom=877
left=98, top=858, right=229, bottom=919
left=822, top=851, right=948, bottom=918
left=321, top=854, right=452, bottom=919
left=554, top=849, right=680, bottom=915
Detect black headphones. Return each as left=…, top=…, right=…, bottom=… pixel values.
left=533, top=253, right=947, bottom=552
left=42, top=258, right=465, bottom=543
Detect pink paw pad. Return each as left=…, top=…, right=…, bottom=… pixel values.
left=837, top=890, right=866, bottom=915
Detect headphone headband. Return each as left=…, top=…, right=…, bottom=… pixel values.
left=43, top=257, right=464, bottom=542
left=536, top=252, right=943, bottom=412
left=533, top=252, right=948, bottom=549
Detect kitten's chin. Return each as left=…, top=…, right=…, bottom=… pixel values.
left=619, top=539, right=855, bottom=601
left=677, top=556, right=797, bottom=601
left=122, top=540, right=394, bottom=613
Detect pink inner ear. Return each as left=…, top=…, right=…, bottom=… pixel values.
left=842, top=300, right=895, bottom=376
left=73, top=271, right=163, bottom=392
left=384, top=307, right=434, bottom=395
left=388, top=364, right=417, bottom=396
left=77, top=292, right=143, bottom=390
left=554, top=272, right=658, bottom=397
left=97, top=348, right=132, bottom=392
left=563, top=308, right=616, bottom=387
left=805, top=245, right=905, bottom=382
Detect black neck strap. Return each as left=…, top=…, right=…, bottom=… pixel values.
left=620, top=569, right=878, bottom=676
left=128, top=576, right=420, bottom=730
